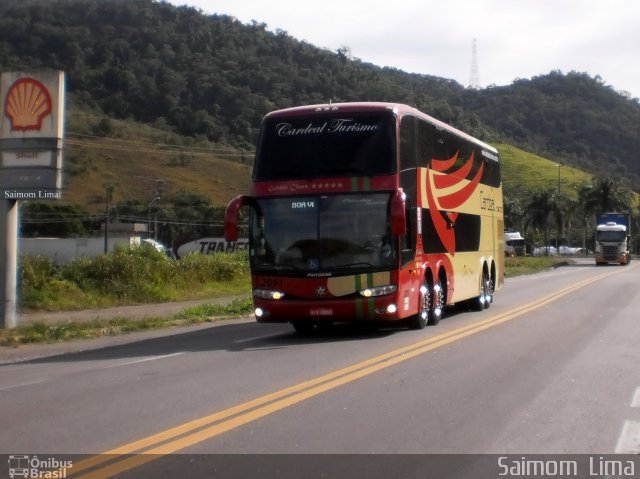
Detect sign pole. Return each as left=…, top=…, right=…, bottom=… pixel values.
left=0, top=199, right=18, bottom=329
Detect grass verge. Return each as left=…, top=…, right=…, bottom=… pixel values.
left=1, top=297, right=253, bottom=347
left=504, top=255, right=572, bottom=277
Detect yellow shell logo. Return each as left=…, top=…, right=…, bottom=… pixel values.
left=4, top=77, right=53, bottom=132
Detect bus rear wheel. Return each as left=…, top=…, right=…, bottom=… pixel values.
left=474, top=270, right=492, bottom=311
left=429, top=280, right=443, bottom=326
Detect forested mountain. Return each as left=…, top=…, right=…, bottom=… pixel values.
left=468, top=72, right=640, bottom=183
left=1, top=0, right=639, bottom=188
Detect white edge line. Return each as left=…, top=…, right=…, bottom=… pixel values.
left=0, top=353, right=186, bottom=390
left=103, top=352, right=185, bottom=369
left=0, top=379, right=46, bottom=392
left=235, top=334, right=282, bottom=344
left=631, top=386, right=640, bottom=408
left=615, top=420, right=640, bottom=454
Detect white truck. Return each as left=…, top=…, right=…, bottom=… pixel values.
left=504, top=231, right=525, bottom=256
left=595, top=212, right=631, bottom=265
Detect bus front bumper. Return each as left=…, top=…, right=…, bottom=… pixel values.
left=252, top=296, right=402, bottom=324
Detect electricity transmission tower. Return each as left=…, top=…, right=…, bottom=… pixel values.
left=469, top=38, right=480, bottom=89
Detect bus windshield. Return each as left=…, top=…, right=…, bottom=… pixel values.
left=253, top=112, right=396, bottom=180
left=250, top=193, right=396, bottom=273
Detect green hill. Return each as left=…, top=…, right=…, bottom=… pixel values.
left=498, top=144, right=592, bottom=200
left=1, top=0, right=640, bottom=188
left=63, top=105, right=252, bottom=210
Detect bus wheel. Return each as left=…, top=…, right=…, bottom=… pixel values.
left=408, top=279, right=442, bottom=329
left=474, top=270, right=491, bottom=311
left=487, top=275, right=495, bottom=306
left=407, top=281, right=430, bottom=330
left=428, top=280, right=443, bottom=326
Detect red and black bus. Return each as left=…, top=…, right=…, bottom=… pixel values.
left=225, top=102, right=504, bottom=333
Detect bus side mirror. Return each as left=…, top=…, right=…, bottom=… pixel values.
left=224, top=195, right=254, bottom=242
left=390, top=189, right=407, bottom=237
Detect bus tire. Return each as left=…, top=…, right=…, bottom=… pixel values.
left=407, top=280, right=430, bottom=330
left=473, top=270, right=491, bottom=311
left=484, top=270, right=493, bottom=310
left=408, top=278, right=443, bottom=329
left=428, top=279, right=443, bottom=326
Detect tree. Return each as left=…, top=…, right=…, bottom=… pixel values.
left=584, top=177, right=632, bottom=213
left=576, top=183, right=595, bottom=251
left=20, top=203, right=90, bottom=237
left=503, top=195, right=525, bottom=232
left=524, top=189, right=557, bottom=253
left=162, top=191, right=221, bottom=245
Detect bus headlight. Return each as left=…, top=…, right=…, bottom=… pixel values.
left=375, top=303, right=398, bottom=315
left=253, top=289, right=285, bottom=300
left=359, top=285, right=397, bottom=297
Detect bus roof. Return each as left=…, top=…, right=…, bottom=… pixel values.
left=263, top=102, right=499, bottom=156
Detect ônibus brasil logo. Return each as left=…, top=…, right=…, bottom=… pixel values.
left=8, top=455, right=73, bottom=479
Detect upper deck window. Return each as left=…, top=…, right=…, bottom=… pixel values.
left=253, top=112, right=396, bottom=180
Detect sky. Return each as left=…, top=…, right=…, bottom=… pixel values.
left=168, top=0, right=640, bottom=99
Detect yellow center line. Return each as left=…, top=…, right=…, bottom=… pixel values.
left=71, top=265, right=631, bottom=478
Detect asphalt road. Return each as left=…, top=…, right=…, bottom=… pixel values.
left=1, top=260, right=640, bottom=478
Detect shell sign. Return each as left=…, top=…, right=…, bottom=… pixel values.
left=1, top=71, right=64, bottom=140
left=0, top=71, right=65, bottom=198
left=4, top=78, right=53, bottom=132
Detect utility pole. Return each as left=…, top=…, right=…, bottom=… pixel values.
left=103, top=184, right=113, bottom=254
left=148, top=196, right=160, bottom=239
left=556, top=164, right=562, bottom=251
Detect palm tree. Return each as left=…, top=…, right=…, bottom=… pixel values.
left=586, top=177, right=632, bottom=213
left=576, top=183, right=596, bottom=252
left=525, top=189, right=557, bottom=254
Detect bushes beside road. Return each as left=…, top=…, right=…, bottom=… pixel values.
left=19, top=248, right=250, bottom=311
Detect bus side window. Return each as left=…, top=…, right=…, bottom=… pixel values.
left=400, top=115, right=416, bottom=171
left=415, top=118, right=445, bottom=168
left=402, top=200, right=415, bottom=265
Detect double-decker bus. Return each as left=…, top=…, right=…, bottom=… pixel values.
left=225, top=102, right=504, bottom=333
